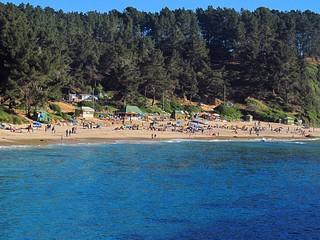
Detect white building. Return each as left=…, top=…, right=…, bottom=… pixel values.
left=67, top=94, right=98, bottom=103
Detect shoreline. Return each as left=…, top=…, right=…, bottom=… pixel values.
left=1, top=136, right=318, bottom=148
left=1, top=132, right=318, bottom=147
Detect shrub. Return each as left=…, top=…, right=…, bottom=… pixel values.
left=142, top=106, right=162, bottom=114
left=0, top=107, right=27, bottom=124
left=302, top=110, right=320, bottom=127
left=183, top=105, right=201, bottom=114
left=216, top=105, right=242, bottom=121
left=61, top=112, right=71, bottom=120
left=49, top=103, right=61, bottom=114
left=245, top=97, right=269, bottom=112
left=106, top=105, right=118, bottom=113
left=135, top=96, right=149, bottom=108
left=170, top=99, right=182, bottom=111
left=12, top=115, right=24, bottom=124
left=79, top=101, right=103, bottom=112
left=245, top=97, right=288, bottom=122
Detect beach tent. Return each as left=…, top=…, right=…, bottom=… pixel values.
left=117, top=105, right=143, bottom=115
left=33, top=110, right=48, bottom=122
left=284, top=117, right=295, bottom=125
left=75, top=106, right=95, bottom=118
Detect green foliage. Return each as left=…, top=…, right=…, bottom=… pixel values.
left=61, top=112, right=71, bottom=121
left=157, top=100, right=172, bottom=114
left=78, top=101, right=104, bottom=112
left=142, top=105, right=162, bottom=114
left=153, top=98, right=182, bottom=113
left=49, top=103, right=61, bottom=114
left=0, top=107, right=27, bottom=124
left=183, top=105, right=201, bottom=114
left=245, top=97, right=269, bottom=112
left=47, top=112, right=59, bottom=122
left=106, top=105, right=119, bottom=113
left=133, top=96, right=149, bottom=109
left=302, top=64, right=320, bottom=112
left=47, top=111, right=72, bottom=122
left=169, top=99, right=183, bottom=111
left=300, top=110, right=320, bottom=127
left=245, top=97, right=288, bottom=122
left=216, top=105, right=242, bottom=120
left=0, top=4, right=320, bottom=123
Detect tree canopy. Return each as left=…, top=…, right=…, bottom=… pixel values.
left=0, top=3, right=320, bottom=122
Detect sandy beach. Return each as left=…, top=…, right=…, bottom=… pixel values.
left=1, top=118, right=319, bottom=146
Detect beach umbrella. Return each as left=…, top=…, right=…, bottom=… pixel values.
left=177, top=121, right=182, bottom=125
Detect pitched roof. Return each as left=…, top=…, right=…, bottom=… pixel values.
left=118, top=105, right=143, bottom=114
left=76, top=106, right=94, bottom=111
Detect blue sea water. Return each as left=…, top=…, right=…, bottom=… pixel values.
left=0, top=140, right=320, bottom=240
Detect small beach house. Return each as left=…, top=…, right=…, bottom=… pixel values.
left=284, top=117, right=295, bottom=125
left=245, top=114, right=253, bottom=122
left=117, top=105, right=143, bottom=116
left=75, top=106, right=95, bottom=118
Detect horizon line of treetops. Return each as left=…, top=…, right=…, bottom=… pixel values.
left=0, top=3, right=319, bottom=121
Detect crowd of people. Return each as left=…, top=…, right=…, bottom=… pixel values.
left=1, top=116, right=318, bottom=145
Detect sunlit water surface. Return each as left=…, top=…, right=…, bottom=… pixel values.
left=0, top=140, right=320, bottom=239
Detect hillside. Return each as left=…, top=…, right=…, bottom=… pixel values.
left=53, top=102, right=76, bottom=113
left=0, top=3, right=319, bottom=125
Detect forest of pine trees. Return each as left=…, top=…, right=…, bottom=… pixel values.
left=0, top=3, right=320, bottom=123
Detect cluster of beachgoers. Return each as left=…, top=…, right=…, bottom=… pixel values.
left=0, top=116, right=319, bottom=146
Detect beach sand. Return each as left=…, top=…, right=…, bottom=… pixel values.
left=1, top=119, right=319, bottom=146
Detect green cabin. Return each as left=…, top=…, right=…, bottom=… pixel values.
left=75, top=106, right=95, bottom=118
left=245, top=114, right=253, bottom=122
left=117, top=105, right=143, bottom=116
left=284, top=117, right=295, bottom=125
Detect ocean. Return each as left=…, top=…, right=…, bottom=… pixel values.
left=0, top=139, right=320, bottom=239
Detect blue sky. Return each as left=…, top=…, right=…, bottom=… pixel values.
left=0, top=0, right=319, bottom=14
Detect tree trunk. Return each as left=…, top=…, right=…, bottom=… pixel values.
left=26, top=105, right=32, bottom=118
left=151, top=87, right=156, bottom=106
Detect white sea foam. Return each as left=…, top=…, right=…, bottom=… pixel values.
left=1, top=137, right=318, bottom=149
left=0, top=145, right=35, bottom=149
